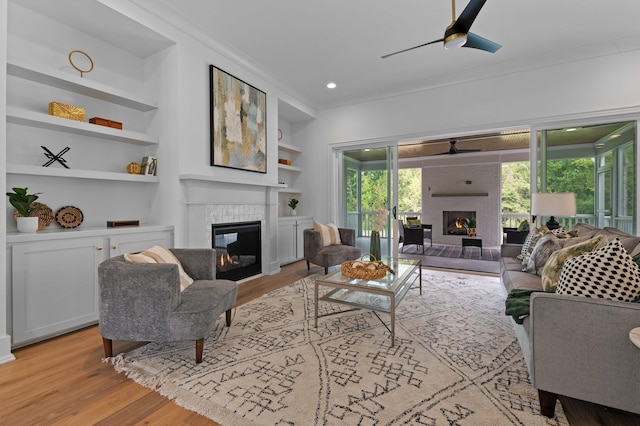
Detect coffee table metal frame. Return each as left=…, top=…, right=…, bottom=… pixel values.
left=314, top=257, right=422, bottom=347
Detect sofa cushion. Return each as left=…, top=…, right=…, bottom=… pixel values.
left=572, top=222, right=600, bottom=238
left=501, top=269, right=543, bottom=293
left=314, top=222, right=342, bottom=246
left=557, top=239, right=640, bottom=302
left=540, top=235, right=606, bottom=292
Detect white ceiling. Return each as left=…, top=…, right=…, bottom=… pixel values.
left=153, top=0, right=640, bottom=115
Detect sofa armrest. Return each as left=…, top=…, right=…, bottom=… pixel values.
left=530, top=292, right=640, bottom=414
left=338, top=228, right=356, bottom=246
left=170, top=248, right=216, bottom=280
left=501, top=243, right=522, bottom=258
left=304, top=229, right=322, bottom=258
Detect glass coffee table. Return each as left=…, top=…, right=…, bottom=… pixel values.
left=314, top=257, right=422, bottom=346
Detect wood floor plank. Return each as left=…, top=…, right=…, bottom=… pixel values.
left=0, top=260, right=638, bottom=425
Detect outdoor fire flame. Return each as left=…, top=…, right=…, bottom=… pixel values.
left=454, top=219, right=465, bottom=229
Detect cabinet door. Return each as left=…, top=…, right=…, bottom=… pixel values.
left=109, top=231, right=173, bottom=257
left=277, top=221, right=297, bottom=265
left=296, top=219, right=314, bottom=259
left=11, top=237, right=106, bottom=346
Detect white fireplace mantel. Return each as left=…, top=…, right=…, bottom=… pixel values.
left=179, top=173, right=285, bottom=189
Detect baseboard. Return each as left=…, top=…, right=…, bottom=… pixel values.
left=0, top=334, right=16, bottom=364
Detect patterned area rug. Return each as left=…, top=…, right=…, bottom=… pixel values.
left=109, top=270, right=567, bottom=425
left=402, top=243, right=500, bottom=261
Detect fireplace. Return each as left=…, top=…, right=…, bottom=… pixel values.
left=443, top=211, right=476, bottom=235
left=212, top=221, right=261, bottom=281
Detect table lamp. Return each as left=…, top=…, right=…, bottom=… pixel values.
left=531, top=192, right=576, bottom=230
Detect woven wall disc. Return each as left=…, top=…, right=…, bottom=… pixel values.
left=56, top=206, right=84, bottom=229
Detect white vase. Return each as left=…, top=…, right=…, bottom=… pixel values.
left=17, top=216, right=39, bottom=233
left=291, top=209, right=297, bottom=216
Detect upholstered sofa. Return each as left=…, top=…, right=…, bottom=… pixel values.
left=501, top=223, right=640, bottom=417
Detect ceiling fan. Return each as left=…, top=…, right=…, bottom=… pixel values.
left=381, top=0, right=501, bottom=59
left=437, top=140, right=482, bottom=155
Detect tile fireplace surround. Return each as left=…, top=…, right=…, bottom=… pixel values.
left=181, top=176, right=281, bottom=277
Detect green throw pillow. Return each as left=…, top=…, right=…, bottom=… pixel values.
left=541, top=235, right=606, bottom=292
left=517, top=220, right=530, bottom=232
left=406, top=219, right=421, bottom=226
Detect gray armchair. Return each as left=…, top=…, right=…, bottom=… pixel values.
left=304, top=227, right=362, bottom=274
left=98, top=248, right=237, bottom=363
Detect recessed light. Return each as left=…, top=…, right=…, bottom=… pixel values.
left=565, top=128, right=577, bottom=132
left=326, top=82, right=337, bottom=89
left=610, top=134, right=621, bottom=139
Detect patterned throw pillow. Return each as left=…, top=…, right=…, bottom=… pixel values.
left=518, top=226, right=548, bottom=261
left=541, top=235, right=606, bottom=292
left=126, top=245, right=194, bottom=291
left=314, top=222, right=342, bottom=246
left=556, top=239, right=640, bottom=302
left=523, top=233, right=563, bottom=275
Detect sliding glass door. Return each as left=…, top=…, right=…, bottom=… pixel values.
left=334, top=144, right=397, bottom=258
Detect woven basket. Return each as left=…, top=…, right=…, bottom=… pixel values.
left=341, top=255, right=395, bottom=280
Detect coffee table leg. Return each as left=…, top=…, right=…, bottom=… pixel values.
left=391, top=294, right=395, bottom=347
left=314, top=281, right=318, bottom=328
left=419, top=261, right=422, bottom=295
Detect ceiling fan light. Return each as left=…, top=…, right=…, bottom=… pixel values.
left=444, top=33, right=467, bottom=49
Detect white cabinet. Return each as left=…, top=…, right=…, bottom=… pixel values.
left=277, top=217, right=313, bottom=265
left=7, top=226, right=173, bottom=347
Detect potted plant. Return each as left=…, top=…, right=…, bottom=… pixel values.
left=6, top=187, right=42, bottom=233
left=465, top=216, right=477, bottom=237
left=288, top=198, right=299, bottom=216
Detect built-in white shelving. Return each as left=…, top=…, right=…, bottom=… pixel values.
left=7, top=107, right=158, bottom=146
left=7, top=59, right=158, bottom=111
left=278, top=163, right=302, bottom=173
left=278, top=142, right=302, bottom=154
left=7, top=164, right=160, bottom=182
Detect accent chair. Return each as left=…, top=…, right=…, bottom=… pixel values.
left=304, top=227, right=362, bottom=274
left=98, top=248, right=237, bottom=363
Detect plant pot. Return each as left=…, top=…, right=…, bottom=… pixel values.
left=467, top=228, right=477, bottom=237
left=291, top=209, right=297, bottom=216
left=17, top=216, right=39, bottom=233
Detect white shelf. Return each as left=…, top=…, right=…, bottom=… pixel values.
left=7, top=59, right=159, bottom=112
left=278, top=142, right=302, bottom=154
left=7, top=164, right=159, bottom=183
left=6, top=224, right=173, bottom=244
left=279, top=187, right=302, bottom=194
left=278, top=164, right=302, bottom=173
left=7, top=107, right=158, bottom=146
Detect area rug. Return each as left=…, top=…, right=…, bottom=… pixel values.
left=109, top=270, right=567, bottom=426
left=401, top=243, right=500, bottom=261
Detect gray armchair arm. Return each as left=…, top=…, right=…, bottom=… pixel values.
left=170, top=248, right=216, bottom=280
left=530, top=292, right=640, bottom=414
left=98, top=259, right=180, bottom=341
left=338, top=228, right=356, bottom=246
left=501, top=243, right=522, bottom=258
left=304, top=229, right=322, bottom=258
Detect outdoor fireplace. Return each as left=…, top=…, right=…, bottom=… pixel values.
left=212, top=221, right=261, bottom=281
left=442, top=211, right=476, bottom=235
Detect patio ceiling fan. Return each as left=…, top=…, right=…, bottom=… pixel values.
left=437, top=140, right=482, bottom=155
left=381, top=0, right=501, bottom=59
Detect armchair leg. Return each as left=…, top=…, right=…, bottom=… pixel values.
left=226, top=309, right=232, bottom=326
left=538, top=389, right=558, bottom=418
left=102, top=337, right=113, bottom=358
left=324, top=266, right=328, bottom=274
left=306, top=261, right=311, bottom=271
left=195, top=338, right=204, bottom=364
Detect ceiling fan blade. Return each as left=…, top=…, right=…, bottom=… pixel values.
left=453, top=0, right=487, bottom=34
left=463, top=32, right=501, bottom=53
left=381, top=38, right=444, bottom=59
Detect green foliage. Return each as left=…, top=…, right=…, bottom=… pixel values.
left=360, top=170, right=388, bottom=210
left=6, top=187, right=42, bottom=217
left=545, top=158, right=595, bottom=214
left=398, top=168, right=422, bottom=212
left=501, top=162, right=530, bottom=213
left=287, top=198, right=299, bottom=209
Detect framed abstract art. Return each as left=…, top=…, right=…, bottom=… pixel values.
left=209, top=65, right=267, bottom=173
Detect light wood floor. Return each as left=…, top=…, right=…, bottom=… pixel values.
left=1, top=261, right=639, bottom=425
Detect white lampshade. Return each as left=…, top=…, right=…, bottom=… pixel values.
left=531, top=192, right=576, bottom=217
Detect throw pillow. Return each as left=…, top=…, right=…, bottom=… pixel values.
left=523, top=233, right=563, bottom=275
left=518, top=226, right=547, bottom=261
left=540, top=235, right=606, bottom=292
left=520, top=226, right=549, bottom=264
left=556, top=239, right=640, bottom=302
left=314, top=222, right=342, bottom=246
left=130, top=245, right=194, bottom=291
left=406, top=218, right=421, bottom=227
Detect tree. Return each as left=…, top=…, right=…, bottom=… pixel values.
left=398, top=168, right=421, bottom=212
